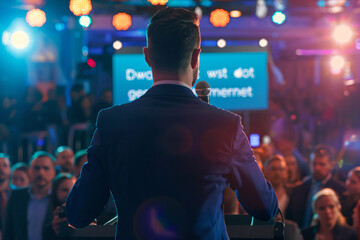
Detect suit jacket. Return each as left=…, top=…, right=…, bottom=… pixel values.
left=301, top=224, right=357, bottom=240
left=286, top=177, right=346, bottom=229
left=66, top=84, right=278, bottom=239
left=3, top=188, right=53, bottom=240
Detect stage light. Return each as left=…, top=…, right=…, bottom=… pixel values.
left=87, top=58, right=96, bottom=68
left=256, top=0, right=268, bottom=19
left=330, top=55, right=345, bottom=74
left=259, top=38, right=268, bottom=47
left=69, top=0, right=92, bottom=16
left=79, top=15, right=92, bottom=28
left=10, top=31, right=29, bottom=49
left=26, top=9, right=46, bottom=27
left=148, top=0, right=168, bottom=5
left=250, top=134, right=260, bottom=147
left=55, top=23, right=65, bottom=31
left=113, top=40, right=122, bottom=50
left=230, top=10, right=241, bottom=18
left=112, top=13, right=132, bottom=30
left=272, top=11, right=286, bottom=25
left=210, top=9, right=230, bottom=27
left=195, top=6, right=203, bottom=19
left=2, top=31, right=11, bottom=45
left=332, top=24, right=353, bottom=44
left=217, top=39, right=226, bottom=48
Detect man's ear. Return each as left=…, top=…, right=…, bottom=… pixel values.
left=191, top=48, right=201, bottom=69
left=143, top=47, right=152, bottom=67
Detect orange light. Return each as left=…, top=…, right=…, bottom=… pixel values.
left=148, top=0, right=168, bottom=5
left=112, top=13, right=132, bottom=31
left=69, top=0, right=92, bottom=16
left=26, top=9, right=46, bottom=27
left=210, top=9, right=230, bottom=27
left=230, top=10, right=242, bottom=18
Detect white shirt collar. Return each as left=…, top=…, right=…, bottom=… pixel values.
left=152, top=80, right=192, bottom=90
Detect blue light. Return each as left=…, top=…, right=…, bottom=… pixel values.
left=79, top=15, right=92, bottom=28
left=250, top=134, right=260, bottom=147
left=317, top=0, right=325, bottom=7
left=272, top=11, right=286, bottom=25
left=201, top=0, right=212, bottom=7
left=55, top=23, right=65, bottom=31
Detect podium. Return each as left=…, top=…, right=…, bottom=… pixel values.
left=65, top=215, right=284, bottom=240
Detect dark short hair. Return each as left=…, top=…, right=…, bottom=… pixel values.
left=11, top=162, right=29, bottom=175
left=311, top=144, right=335, bottom=162
left=146, top=7, right=200, bottom=72
left=30, top=151, right=56, bottom=167
left=74, top=149, right=87, bottom=167
left=55, top=146, right=73, bottom=157
left=0, top=153, right=10, bottom=160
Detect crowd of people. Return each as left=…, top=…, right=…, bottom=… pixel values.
left=0, top=84, right=113, bottom=163
left=0, top=147, right=116, bottom=240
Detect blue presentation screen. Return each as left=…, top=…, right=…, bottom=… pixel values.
left=113, top=48, right=268, bottom=111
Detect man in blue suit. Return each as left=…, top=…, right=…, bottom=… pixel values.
left=66, top=7, right=278, bottom=240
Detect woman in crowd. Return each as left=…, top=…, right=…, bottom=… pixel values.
left=10, top=162, right=30, bottom=189
left=44, top=173, right=76, bottom=239
left=301, top=188, right=357, bottom=240
left=340, top=166, right=360, bottom=226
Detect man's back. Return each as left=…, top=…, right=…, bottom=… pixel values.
left=67, top=84, right=277, bottom=239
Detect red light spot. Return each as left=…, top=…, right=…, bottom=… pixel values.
left=291, top=114, right=297, bottom=121
left=87, top=58, right=96, bottom=68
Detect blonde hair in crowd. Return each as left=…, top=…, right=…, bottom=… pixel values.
left=311, top=188, right=347, bottom=226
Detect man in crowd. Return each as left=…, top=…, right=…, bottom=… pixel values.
left=66, top=7, right=278, bottom=240
left=0, top=153, right=11, bottom=233
left=55, top=146, right=74, bottom=174
left=286, top=144, right=346, bottom=229
left=4, top=151, right=56, bottom=240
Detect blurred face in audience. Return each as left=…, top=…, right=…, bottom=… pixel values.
left=30, top=156, right=56, bottom=190
left=346, top=172, right=360, bottom=196
left=0, top=157, right=11, bottom=184
left=56, top=178, right=76, bottom=205
left=11, top=169, right=30, bottom=188
left=311, top=155, right=333, bottom=181
left=284, top=155, right=299, bottom=182
left=56, top=149, right=74, bottom=173
left=315, top=195, right=339, bottom=229
left=265, top=158, right=287, bottom=187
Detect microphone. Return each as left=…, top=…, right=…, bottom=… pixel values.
left=195, top=81, right=210, bottom=103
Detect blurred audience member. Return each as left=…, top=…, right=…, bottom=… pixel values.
left=301, top=188, right=357, bottom=240
left=340, top=167, right=360, bottom=226
left=223, top=186, right=240, bottom=215
left=272, top=124, right=309, bottom=180
left=264, top=154, right=289, bottom=214
left=284, top=154, right=302, bottom=188
left=253, top=148, right=265, bottom=172
left=44, top=173, right=76, bottom=239
left=19, top=86, right=46, bottom=133
left=4, top=151, right=56, bottom=240
left=10, top=162, right=30, bottom=189
left=0, top=153, right=10, bottom=234
left=55, top=146, right=74, bottom=174
left=92, top=88, right=113, bottom=123
left=286, top=144, right=346, bottom=229
left=73, top=150, right=87, bottom=178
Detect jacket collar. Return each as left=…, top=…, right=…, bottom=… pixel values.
left=141, top=84, right=199, bottom=100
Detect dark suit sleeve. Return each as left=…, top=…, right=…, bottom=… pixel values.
left=227, top=115, right=278, bottom=221
left=66, top=110, right=110, bottom=228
